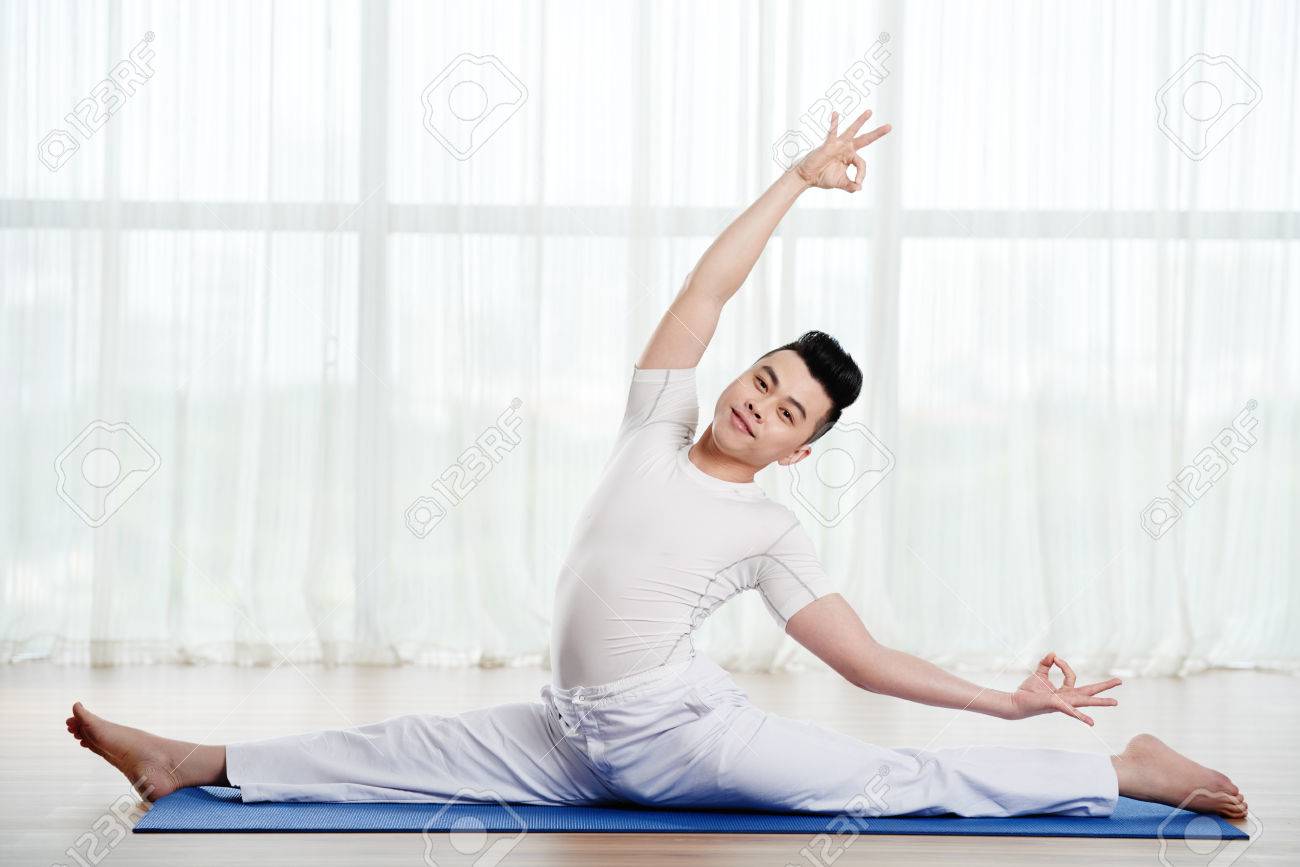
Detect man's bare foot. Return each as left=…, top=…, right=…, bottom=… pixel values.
left=1111, top=733, right=1247, bottom=819
left=66, top=702, right=226, bottom=802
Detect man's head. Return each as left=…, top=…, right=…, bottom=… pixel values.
left=708, top=330, right=863, bottom=469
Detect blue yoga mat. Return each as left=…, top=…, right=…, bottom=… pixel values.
left=134, top=787, right=1248, bottom=840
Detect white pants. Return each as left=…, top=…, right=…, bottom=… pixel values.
left=225, top=653, right=1118, bottom=817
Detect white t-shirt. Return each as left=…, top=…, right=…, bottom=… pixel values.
left=549, top=365, right=838, bottom=689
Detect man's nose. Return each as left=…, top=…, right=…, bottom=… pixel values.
left=746, top=400, right=763, bottom=423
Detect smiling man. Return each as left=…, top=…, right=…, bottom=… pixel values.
left=68, top=109, right=1246, bottom=823
left=547, top=329, right=863, bottom=692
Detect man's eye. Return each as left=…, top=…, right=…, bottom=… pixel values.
left=782, top=409, right=792, bottom=422
left=756, top=378, right=767, bottom=391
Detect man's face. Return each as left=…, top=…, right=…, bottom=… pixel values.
left=709, top=349, right=834, bottom=469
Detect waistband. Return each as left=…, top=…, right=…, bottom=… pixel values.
left=545, top=653, right=724, bottom=708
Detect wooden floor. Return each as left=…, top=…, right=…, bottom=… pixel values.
left=2, top=661, right=1291, bottom=866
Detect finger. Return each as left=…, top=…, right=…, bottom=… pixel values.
left=1054, top=697, right=1093, bottom=726
left=1035, top=652, right=1057, bottom=686
left=849, top=154, right=866, bottom=191
left=1065, top=690, right=1119, bottom=707
left=1079, top=677, right=1123, bottom=696
left=853, top=123, right=892, bottom=150
left=1054, top=656, right=1077, bottom=688
left=825, top=111, right=840, bottom=142
left=843, top=108, right=873, bottom=138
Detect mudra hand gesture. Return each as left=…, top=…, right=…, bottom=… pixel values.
left=793, top=108, right=892, bottom=192
left=1009, top=652, right=1123, bottom=726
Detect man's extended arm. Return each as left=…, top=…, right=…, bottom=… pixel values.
left=786, top=594, right=1122, bottom=725
left=637, top=109, right=891, bottom=370
left=635, top=169, right=807, bottom=370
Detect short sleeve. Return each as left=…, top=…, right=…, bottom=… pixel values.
left=614, top=365, right=700, bottom=450
left=751, top=518, right=837, bottom=629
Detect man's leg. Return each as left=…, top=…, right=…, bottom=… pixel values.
left=67, top=699, right=618, bottom=807
left=619, top=688, right=1247, bottom=818
left=621, top=700, right=1116, bottom=817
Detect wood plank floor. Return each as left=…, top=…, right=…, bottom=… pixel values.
left=1, top=662, right=1291, bottom=866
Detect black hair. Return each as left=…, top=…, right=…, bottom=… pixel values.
left=759, top=330, right=863, bottom=445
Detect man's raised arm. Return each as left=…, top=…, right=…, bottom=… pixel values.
left=786, top=594, right=1123, bottom=726
left=637, top=109, right=892, bottom=370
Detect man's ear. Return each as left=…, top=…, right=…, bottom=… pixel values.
left=776, top=444, right=812, bottom=467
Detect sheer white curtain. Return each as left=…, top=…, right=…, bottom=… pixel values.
left=2, top=1, right=1296, bottom=674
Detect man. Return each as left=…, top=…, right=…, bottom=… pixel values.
left=68, top=109, right=1246, bottom=821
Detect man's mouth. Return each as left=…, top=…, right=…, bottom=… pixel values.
left=730, top=407, right=754, bottom=438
